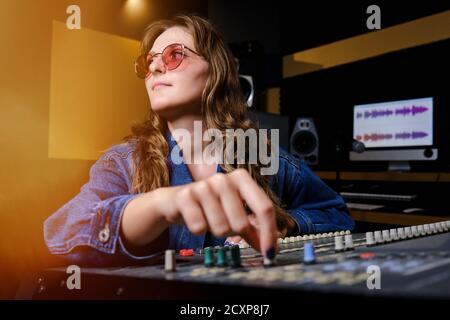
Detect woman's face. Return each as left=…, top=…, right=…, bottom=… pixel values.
left=145, top=26, right=209, bottom=118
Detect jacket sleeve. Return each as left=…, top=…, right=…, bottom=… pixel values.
left=275, top=151, right=355, bottom=235
left=43, top=143, right=165, bottom=267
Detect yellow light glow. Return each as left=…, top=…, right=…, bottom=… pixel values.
left=124, top=0, right=147, bottom=16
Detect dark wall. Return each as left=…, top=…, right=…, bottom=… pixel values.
left=208, top=0, right=280, bottom=55
left=281, top=39, right=450, bottom=172
left=282, top=1, right=450, bottom=54
left=208, top=0, right=281, bottom=110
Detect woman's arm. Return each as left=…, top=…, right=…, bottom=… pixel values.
left=43, top=143, right=161, bottom=266
left=275, top=150, right=355, bottom=235
left=120, top=186, right=177, bottom=249
left=122, top=169, right=278, bottom=257
left=45, top=143, right=279, bottom=266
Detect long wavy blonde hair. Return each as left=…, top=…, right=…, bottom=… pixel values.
left=125, top=14, right=291, bottom=231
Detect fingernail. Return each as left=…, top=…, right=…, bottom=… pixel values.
left=265, top=246, right=276, bottom=260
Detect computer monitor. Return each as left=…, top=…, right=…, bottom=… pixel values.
left=350, top=97, right=437, bottom=171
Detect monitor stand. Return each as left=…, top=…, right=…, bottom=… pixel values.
left=388, top=161, right=411, bottom=171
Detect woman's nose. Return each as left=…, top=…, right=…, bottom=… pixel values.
left=149, top=55, right=166, bottom=75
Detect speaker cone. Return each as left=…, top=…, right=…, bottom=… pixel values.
left=291, top=131, right=317, bottom=155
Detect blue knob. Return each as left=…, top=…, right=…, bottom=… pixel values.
left=303, top=242, right=316, bottom=264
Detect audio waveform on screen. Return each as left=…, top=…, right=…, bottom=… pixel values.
left=395, top=131, right=429, bottom=139
left=356, top=105, right=429, bottom=119
left=355, top=131, right=429, bottom=142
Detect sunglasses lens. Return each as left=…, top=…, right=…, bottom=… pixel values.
left=162, top=44, right=184, bottom=70
left=134, top=54, right=149, bottom=79
left=135, top=44, right=187, bottom=79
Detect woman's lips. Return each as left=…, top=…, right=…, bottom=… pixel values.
left=152, top=82, right=171, bottom=90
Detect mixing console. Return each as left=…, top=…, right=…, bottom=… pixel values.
left=33, top=221, right=450, bottom=300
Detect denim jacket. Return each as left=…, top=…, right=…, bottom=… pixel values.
left=44, top=133, right=354, bottom=266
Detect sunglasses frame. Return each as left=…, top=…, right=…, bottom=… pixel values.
left=134, top=43, right=201, bottom=79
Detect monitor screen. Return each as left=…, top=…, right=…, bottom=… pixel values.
left=353, top=97, right=433, bottom=149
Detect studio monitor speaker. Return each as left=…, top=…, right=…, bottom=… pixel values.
left=290, top=118, right=319, bottom=165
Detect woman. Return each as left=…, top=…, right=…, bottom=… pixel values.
left=44, top=14, right=354, bottom=266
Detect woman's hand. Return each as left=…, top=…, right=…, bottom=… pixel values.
left=225, top=212, right=297, bottom=245
left=156, top=169, right=278, bottom=258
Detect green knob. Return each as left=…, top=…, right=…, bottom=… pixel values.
left=204, top=247, right=214, bottom=267
left=230, top=245, right=241, bottom=268
left=216, top=247, right=227, bottom=267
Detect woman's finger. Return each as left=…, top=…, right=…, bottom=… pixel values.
left=191, top=180, right=231, bottom=237
left=208, top=173, right=261, bottom=251
left=225, top=235, right=243, bottom=244
left=176, top=187, right=208, bottom=235
left=228, top=169, right=277, bottom=259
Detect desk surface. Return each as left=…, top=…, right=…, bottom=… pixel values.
left=350, top=209, right=450, bottom=225
left=316, top=171, right=447, bottom=182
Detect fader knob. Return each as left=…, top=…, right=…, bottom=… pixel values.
left=230, top=245, right=241, bottom=268
left=374, top=231, right=383, bottom=244
left=405, top=227, right=412, bottom=238
left=389, top=229, right=398, bottom=241
left=417, top=225, right=425, bottom=236
left=397, top=228, right=406, bottom=239
left=411, top=226, right=419, bottom=237
left=366, top=232, right=375, bottom=246
left=382, top=230, right=391, bottom=242
left=303, top=242, right=316, bottom=264
left=334, top=236, right=344, bottom=252
left=204, top=247, right=214, bottom=267
left=344, top=234, right=354, bottom=250
left=164, top=250, right=176, bottom=272
left=216, top=247, right=227, bottom=267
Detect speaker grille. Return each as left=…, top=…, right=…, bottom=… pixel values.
left=291, top=131, right=317, bottom=155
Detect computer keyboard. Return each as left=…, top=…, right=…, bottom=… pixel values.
left=341, top=192, right=417, bottom=202
left=345, top=202, right=385, bottom=211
